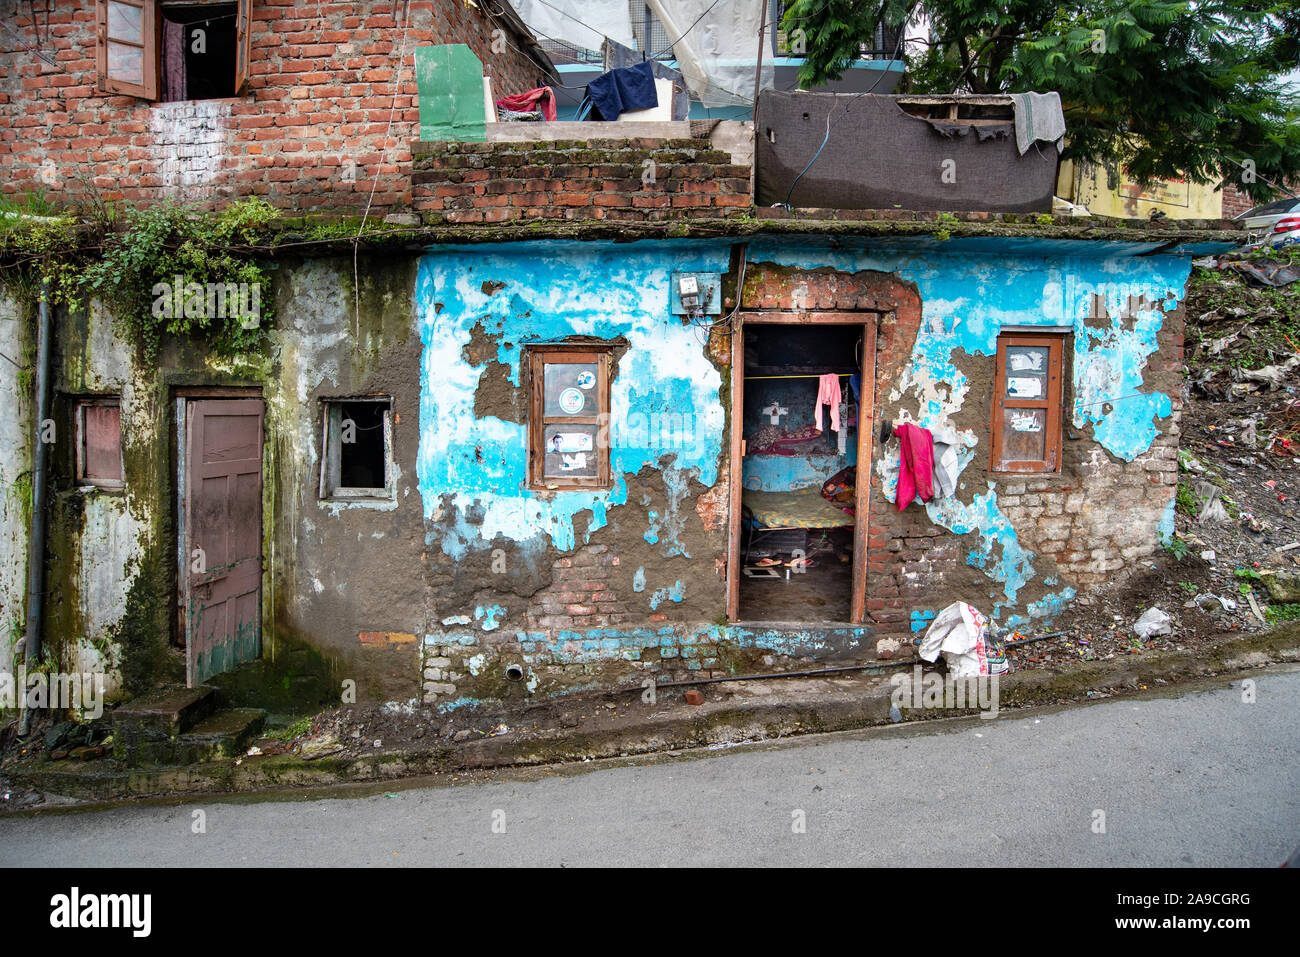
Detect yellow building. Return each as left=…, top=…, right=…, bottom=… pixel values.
left=1057, top=158, right=1224, bottom=219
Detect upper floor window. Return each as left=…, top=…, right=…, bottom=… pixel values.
left=96, top=0, right=251, bottom=101
left=990, top=332, right=1066, bottom=473
left=527, top=345, right=612, bottom=490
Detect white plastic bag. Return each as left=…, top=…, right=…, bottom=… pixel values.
left=918, top=602, right=1007, bottom=678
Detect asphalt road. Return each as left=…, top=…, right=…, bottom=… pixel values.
left=2, top=669, right=1298, bottom=867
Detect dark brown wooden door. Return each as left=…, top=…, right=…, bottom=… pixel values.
left=185, top=399, right=263, bottom=685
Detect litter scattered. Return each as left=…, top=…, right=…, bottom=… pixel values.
left=918, top=602, right=1009, bottom=678
left=1133, top=607, right=1173, bottom=640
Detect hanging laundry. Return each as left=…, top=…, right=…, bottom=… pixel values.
left=496, top=86, right=558, bottom=122
left=814, top=374, right=841, bottom=433
left=930, top=426, right=962, bottom=499
left=848, top=372, right=861, bottom=402
left=894, top=422, right=935, bottom=511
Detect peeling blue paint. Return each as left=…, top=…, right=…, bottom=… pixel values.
left=632, top=566, right=646, bottom=592
left=474, top=604, right=505, bottom=631
left=928, top=485, right=1034, bottom=618
left=910, top=609, right=937, bottom=632
left=1158, top=498, right=1176, bottom=546
left=416, top=240, right=729, bottom=560
left=648, top=581, right=685, bottom=610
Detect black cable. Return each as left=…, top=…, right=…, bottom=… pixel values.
left=781, top=11, right=911, bottom=207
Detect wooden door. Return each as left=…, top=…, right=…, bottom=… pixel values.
left=727, top=313, right=879, bottom=623
left=184, top=399, right=264, bottom=685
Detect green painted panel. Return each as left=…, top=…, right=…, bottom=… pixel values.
left=416, top=44, right=486, bottom=142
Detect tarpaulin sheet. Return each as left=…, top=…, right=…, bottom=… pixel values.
left=755, top=91, right=1059, bottom=212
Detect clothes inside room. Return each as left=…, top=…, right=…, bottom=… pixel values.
left=739, top=324, right=861, bottom=622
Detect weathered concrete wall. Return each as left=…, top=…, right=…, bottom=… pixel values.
left=36, top=254, right=427, bottom=704
left=0, top=292, right=32, bottom=685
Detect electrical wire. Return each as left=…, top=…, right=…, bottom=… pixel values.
left=781, top=11, right=913, bottom=207
left=354, top=0, right=412, bottom=335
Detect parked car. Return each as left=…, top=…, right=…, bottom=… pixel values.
left=1234, top=196, right=1300, bottom=248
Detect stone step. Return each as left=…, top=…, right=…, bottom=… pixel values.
left=112, top=707, right=267, bottom=767
left=173, top=709, right=267, bottom=765
left=111, top=685, right=217, bottom=736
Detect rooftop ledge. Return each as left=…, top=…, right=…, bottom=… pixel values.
left=263, top=208, right=1243, bottom=257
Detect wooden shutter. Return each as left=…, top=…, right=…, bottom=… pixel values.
left=95, top=0, right=157, bottom=99
left=990, top=333, right=1065, bottom=473
left=235, top=0, right=253, bottom=94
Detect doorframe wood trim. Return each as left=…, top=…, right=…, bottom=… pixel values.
left=849, top=321, right=878, bottom=624
left=726, top=322, right=744, bottom=622
left=727, top=312, right=879, bottom=625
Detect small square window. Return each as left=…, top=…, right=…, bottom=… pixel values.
left=77, top=399, right=124, bottom=489
left=320, top=398, right=394, bottom=500
left=990, top=333, right=1066, bottom=473
left=527, top=346, right=612, bottom=490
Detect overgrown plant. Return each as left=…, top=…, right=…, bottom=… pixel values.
left=81, top=199, right=280, bottom=360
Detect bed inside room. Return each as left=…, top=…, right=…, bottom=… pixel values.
left=739, top=324, right=861, bottom=622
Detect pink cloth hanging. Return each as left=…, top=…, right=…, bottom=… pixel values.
left=894, top=423, right=935, bottom=511
left=814, top=374, right=841, bottom=433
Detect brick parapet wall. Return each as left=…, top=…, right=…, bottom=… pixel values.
left=410, top=138, right=753, bottom=224
left=0, top=0, right=544, bottom=214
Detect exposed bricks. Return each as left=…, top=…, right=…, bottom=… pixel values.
left=0, top=0, right=546, bottom=214
left=410, top=139, right=753, bottom=223
left=526, top=544, right=632, bottom=631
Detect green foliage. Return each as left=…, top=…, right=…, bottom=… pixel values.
left=1174, top=480, right=1200, bottom=516
left=782, top=0, right=1300, bottom=197
left=1265, top=601, right=1300, bottom=623
left=80, top=199, right=280, bottom=361
left=1163, top=535, right=1190, bottom=560
left=0, top=195, right=79, bottom=307
left=274, top=717, right=312, bottom=741
left=934, top=211, right=959, bottom=240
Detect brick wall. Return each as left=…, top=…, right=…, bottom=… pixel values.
left=0, top=0, right=546, bottom=213
left=410, top=138, right=753, bottom=223
left=1221, top=180, right=1300, bottom=219
left=525, top=545, right=631, bottom=631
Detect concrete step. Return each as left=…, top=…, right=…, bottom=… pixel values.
left=111, top=685, right=217, bottom=736
left=173, top=709, right=267, bottom=764
left=110, top=686, right=218, bottom=765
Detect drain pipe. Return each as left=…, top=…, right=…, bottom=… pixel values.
left=18, top=281, right=53, bottom=737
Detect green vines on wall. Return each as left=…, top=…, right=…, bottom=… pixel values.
left=1, top=195, right=282, bottom=361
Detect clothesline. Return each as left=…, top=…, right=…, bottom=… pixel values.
left=745, top=373, right=854, bottom=380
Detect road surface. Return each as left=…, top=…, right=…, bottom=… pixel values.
left=2, top=669, right=1297, bottom=866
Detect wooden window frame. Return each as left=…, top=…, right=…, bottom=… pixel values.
left=319, top=397, right=395, bottom=501
left=990, top=332, right=1065, bottom=474
left=527, top=345, right=613, bottom=491
left=75, top=397, right=125, bottom=490
left=96, top=0, right=252, bottom=100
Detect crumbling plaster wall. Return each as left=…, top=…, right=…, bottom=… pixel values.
left=0, top=292, right=33, bottom=684
left=743, top=240, right=1187, bottom=637
left=30, top=254, right=427, bottom=704
left=415, top=239, right=737, bottom=704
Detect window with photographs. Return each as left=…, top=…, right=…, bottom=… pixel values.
left=990, top=332, right=1066, bottom=473
left=527, top=345, right=612, bottom=490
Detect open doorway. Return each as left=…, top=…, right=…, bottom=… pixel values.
left=733, top=320, right=873, bottom=622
